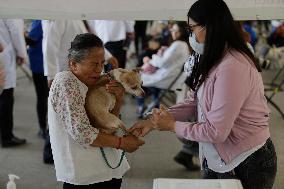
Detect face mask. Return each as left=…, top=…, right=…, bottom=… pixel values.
left=189, top=33, right=204, bottom=55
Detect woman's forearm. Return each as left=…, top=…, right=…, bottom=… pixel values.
left=90, top=132, right=119, bottom=148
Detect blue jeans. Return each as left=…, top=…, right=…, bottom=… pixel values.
left=202, top=138, right=277, bottom=189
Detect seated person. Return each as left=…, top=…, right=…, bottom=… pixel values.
left=268, top=22, right=284, bottom=47
left=136, top=22, right=190, bottom=117
left=137, top=36, right=162, bottom=67
left=137, top=21, right=172, bottom=68
left=141, top=46, right=168, bottom=73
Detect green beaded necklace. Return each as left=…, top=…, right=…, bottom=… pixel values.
left=100, top=147, right=125, bottom=169
left=100, top=126, right=128, bottom=169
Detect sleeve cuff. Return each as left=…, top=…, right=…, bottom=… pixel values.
left=83, top=128, right=99, bottom=148
left=90, top=131, right=99, bottom=144
left=174, top=121, right=193, bottom=140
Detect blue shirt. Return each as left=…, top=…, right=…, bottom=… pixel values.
left=243, top=23, right=257, bottom=47
left=28, top=20, right=44, bottom=73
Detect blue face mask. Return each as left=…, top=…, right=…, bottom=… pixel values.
left=189, top=33, right=204, bottom=55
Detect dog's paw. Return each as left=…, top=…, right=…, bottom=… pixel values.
left=100, top=128, right=116, bottom=135
left=105, top=118, right=124, bottom=130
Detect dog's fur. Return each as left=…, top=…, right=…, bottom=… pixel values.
left=85, top=68, right=145, bottom=132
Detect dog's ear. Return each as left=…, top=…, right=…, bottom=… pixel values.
left=132, top=68, right=142, bottom=73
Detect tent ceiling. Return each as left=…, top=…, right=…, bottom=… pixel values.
left=0, top=0, right=283, bottom=20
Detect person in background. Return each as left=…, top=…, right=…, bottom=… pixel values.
left=0, top=19, right=27, bottom=148
left=173, top=52, right=201, bottom=171
left=267, top=21, right=284, bottom=47
left=136, top=22, right=189, bottom=118
left=136, top=36, right=162, bottom=68
left=130, top=0, right=277, bottom=188
left=237, top=22, right=254, bottom=53
left=88, top=20, right=135, bottom=68
left=242, top=21, right=258, bottom=48
left=134, top=21, right=148, bottom=56
left=25, top=20, right=49, bottom=139
left=43, top=20, right=117, bottom=88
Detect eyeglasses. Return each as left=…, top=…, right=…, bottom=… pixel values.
left=186, top=23, right=201, bottom=36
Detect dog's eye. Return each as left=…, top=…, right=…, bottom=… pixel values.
left=131, top=86, right=137, bottom=90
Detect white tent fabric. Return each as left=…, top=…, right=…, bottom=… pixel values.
left=0, top=0, right=284, bottom=20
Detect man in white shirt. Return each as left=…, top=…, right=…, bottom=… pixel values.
left=43, top=20, right=90, bottom=164
left=0, top=19, right=27, bottom=147
left=43, top=20, right=118, bottom=87
left=88, top=20, right=134, bottom=68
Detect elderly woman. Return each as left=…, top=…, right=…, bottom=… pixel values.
left=48, top=33, right=144, bottom=189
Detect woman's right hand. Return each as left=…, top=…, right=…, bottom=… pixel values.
left=120, top=135, right=145, bottom=153
left=128, top=119, right=155, bottom=137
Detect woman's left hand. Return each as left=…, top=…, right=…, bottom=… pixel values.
left=150, top=105, right=176, bottom=132
left=106, top=80, right=125, bottom=102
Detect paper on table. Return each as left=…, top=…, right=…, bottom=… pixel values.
left=177, top=182, right=222, bottom=189
left=153, top=179, right=243, bottom=189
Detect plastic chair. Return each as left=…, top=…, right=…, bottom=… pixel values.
left=142, top=66, right=185, bottom=118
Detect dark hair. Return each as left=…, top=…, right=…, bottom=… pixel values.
left=185, top=0, right=261, bottom=91
left=175, top=21, right=189, bottom=44
left=68, top=33, right=103, bottom=63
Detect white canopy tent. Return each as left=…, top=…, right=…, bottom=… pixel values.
left=0, top=0, right=284, bottom=20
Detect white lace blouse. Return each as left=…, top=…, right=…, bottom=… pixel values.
left=48, top=71, right=130, bottom=185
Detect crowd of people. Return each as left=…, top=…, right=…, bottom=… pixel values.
left=0, top=0, right=282, bottom=188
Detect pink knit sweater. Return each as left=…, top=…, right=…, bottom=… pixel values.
left=169, top=49, right=270, bottom=164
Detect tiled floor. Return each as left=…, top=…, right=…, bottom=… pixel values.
left=0, top=67, right=283, bottom=189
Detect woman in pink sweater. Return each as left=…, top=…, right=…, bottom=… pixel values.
left=129, top=0, right=277, bottom=188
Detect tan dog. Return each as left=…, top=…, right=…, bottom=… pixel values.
left=85, top=68, right=145, bottom=133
